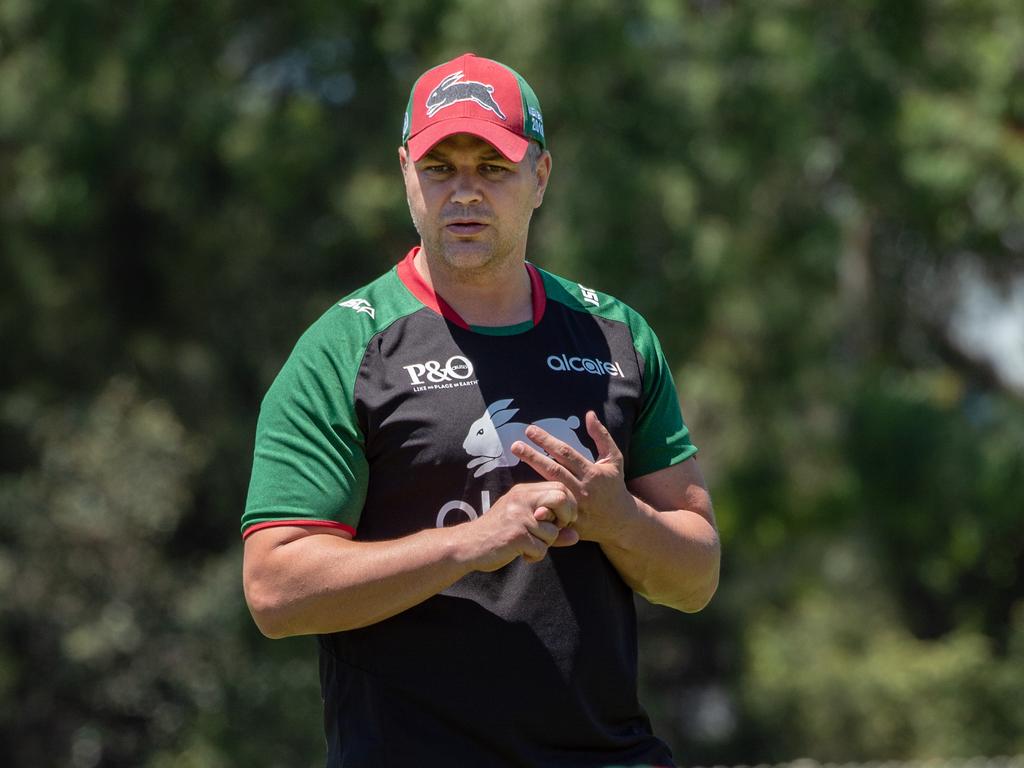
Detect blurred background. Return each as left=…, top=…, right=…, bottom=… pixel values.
left=2, top=1, right=1023, bottom=766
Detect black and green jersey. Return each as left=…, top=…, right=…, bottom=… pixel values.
left=244, top=247, right=697, bottom=767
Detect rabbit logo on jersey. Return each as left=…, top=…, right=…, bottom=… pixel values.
left=434, top=398, right=593, bottom=527
left=463, top=398, right=594, bottom=477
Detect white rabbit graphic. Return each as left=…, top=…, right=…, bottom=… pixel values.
left=462, top=398, right=594, bottom=478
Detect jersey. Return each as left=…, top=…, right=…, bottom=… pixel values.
left=242, top=247, right=697, bottom=767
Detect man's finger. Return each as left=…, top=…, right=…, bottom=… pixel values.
left=528, top=519, right=561, bottom=546
left=534, top=486, right=578, bottom=528
left=512, top=441, right=583, bottom=495
left=585, top=411, right=622, bottom=463
left=550, top=527, right=580, bottom=547
left=522, top=425, right=590, bottom=475
left=534, top=505, right=555, bottom=523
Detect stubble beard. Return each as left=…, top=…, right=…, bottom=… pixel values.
left=407, top=198, right=534, bottom=284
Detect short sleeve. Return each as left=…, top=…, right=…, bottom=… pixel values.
left=624, top=312, right=697, bottom=480
left=241, top=319, right=369, bottom=538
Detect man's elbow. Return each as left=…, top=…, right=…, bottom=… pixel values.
left=243, top=575, right=298, bottom=639
left=653, top=542, right=721, bottom=613
left=250, top=612, right=293, bottom=640
left=654, top=572, right=718, bottom=613
left=675, top=568, right=720, bottom=613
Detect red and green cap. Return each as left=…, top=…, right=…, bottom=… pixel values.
left=402, top=53, right=546, bottom=162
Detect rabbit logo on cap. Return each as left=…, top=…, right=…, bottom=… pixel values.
left=425, top=71, right=507, bottom=120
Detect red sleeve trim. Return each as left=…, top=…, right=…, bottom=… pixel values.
left=242, top=520, right=357, bottom=540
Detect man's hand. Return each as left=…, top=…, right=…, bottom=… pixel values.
left=244, top=480, right=579, bottom=637
left=510, top=412, right=720, bottom=611
left=459, top=481, right=579, bottom=572
left=511, top=411, right=636, bottom=544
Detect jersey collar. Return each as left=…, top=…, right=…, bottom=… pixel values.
left=396, top=246, right=547, bottom=331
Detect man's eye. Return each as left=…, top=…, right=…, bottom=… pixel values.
left=482, top=165, right=510, bottom=174
left=424, top=165, right=452, bottom=174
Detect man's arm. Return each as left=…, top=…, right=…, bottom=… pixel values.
left=242, top=482, right=578, bottom=638
left=609, top=458, right=719, bottom=611
left=511, top=411, right=720, bottom=613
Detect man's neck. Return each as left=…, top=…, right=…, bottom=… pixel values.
left=413, top=247, right=533, bottom=327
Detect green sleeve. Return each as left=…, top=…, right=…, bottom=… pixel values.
left=241, top=314, right=369, bottom=537
left=624, top=311, right=697, bottom=480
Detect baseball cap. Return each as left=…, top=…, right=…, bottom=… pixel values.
left=401, top=53, right=546, bottom=162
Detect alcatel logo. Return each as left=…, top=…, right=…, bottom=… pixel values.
left=547, top=354, right=625, bottom=377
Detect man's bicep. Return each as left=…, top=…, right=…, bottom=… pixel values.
left=627, top=457, right=715, bottom=525
left=242, top=524, right=359, bottom=637
left=243, top=525, right=354, bottom=589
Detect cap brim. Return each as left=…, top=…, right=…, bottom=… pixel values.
left=407, top=118, right=529, bottom=162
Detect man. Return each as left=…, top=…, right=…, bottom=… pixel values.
left=242, top=53, right=719, bottom=767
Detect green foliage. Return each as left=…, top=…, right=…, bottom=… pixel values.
left=746, top=588, right=1024, bottom=761
left=1, top=0, right=1023, bottom=764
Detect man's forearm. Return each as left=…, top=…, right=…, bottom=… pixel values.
left=244, top=527, right=474, bottom=638
left=598, top=496, right=720, bottom=613
left=243, top=481, right=577, bottom=638
left=508, top=414, right=720, bottom=612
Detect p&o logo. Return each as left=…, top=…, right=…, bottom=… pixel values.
left=403, top=355, right=478, bottom=392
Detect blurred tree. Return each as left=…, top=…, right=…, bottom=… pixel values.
left=745, top=582, right=1024, bottom=760
left=1, top=0, right=1022, bottom=764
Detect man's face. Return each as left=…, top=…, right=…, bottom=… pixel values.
left=399, top=134, right=551, bottom=275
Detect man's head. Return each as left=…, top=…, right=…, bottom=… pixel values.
left=399, top=55, right=551, bottom=275
left=402, top=53, right=546, bottom=163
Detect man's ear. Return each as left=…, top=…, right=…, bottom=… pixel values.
left=398, top=145, right=409, bottom=174
left=534, top=150, right=552, bottom=208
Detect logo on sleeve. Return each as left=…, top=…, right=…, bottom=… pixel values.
left=425, top=72, right=507, bottom=120
left=578, top=284, right=600, bottom=306
left=339, top=298, right=375, bottom=319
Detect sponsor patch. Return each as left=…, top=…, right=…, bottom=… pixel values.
left=547, top=354, right=624, bottom=377
left=403, top=355, right=478, bottom=393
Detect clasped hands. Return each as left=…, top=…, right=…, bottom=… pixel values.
left=510, top=410, right=636, bottom=547
left=464, top=411, right=638, bottom=571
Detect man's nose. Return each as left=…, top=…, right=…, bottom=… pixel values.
left=449, top=170, right=483, bottom=205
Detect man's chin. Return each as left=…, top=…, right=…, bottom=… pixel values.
left=436, top=243, right=499, bottom=271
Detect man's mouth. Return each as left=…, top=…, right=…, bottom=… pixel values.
left=444, top=220, right=488, bottom=236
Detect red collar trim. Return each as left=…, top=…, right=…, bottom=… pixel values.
left=396, top=246, right=547, bottom=330
left=397, top=247, right=469, bottom=329
left=526, top=258, right=546, bottom=326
